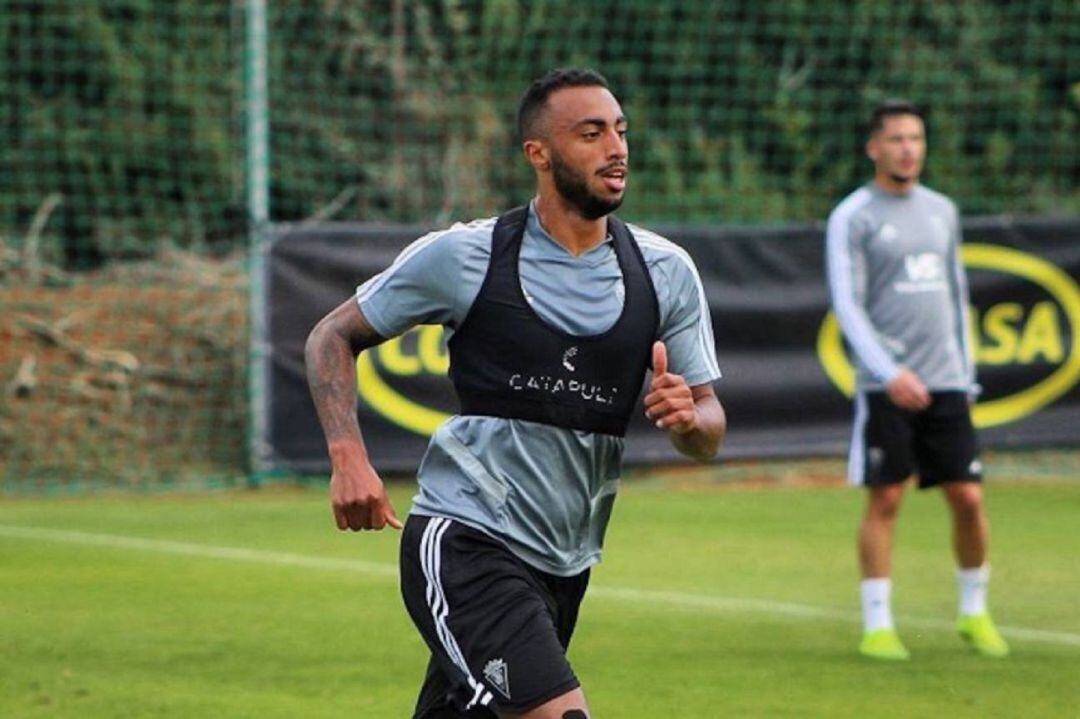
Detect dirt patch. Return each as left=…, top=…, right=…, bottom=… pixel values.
left=1, top=250, right=248, bottom=489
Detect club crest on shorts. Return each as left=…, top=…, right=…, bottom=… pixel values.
left=483, top=657, right=511, bottom=699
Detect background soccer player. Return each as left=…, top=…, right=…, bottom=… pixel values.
left=825, top=99, right=1009, bottom=661
left=305, top=68, right=725, bottom=717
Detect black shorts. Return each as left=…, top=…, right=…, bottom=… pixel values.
left=850, top=390, right=982, bottom=489
left=400, top=515, right=589, bottom=718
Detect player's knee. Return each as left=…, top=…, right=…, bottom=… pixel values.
left=956, top=494, right=981, bottom=516
left=868, top=495, right=902, bottom=521
left=948, top=484, right=983, bottom=517
left=875, top=503, right=901, bottom=522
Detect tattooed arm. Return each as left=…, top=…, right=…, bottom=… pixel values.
left=305, top=299, right=403, bottom=531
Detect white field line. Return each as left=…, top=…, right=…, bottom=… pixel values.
left=0, top=524, right=397, bottom=578
left=589, top=586, right=1080, bottom=647
left=2, top=524, right=1078, bottom=649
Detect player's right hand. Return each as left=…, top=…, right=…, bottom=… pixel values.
left=886, top=368, right=931, bottom=412
left=329, top=458, right=403, bottom=532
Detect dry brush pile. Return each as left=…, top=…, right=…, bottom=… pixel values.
left=1, top=244, right=249, bottom=489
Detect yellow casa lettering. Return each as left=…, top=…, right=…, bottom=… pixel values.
left=378, top=336, right=422, bottom=376
left=971, top=301, right=1064, bottom=366
left=418, top=325, right=450, bottom=374
left=368, top=325, right=450, bottom=376
left=1018, top=302, right=1065, bottom=364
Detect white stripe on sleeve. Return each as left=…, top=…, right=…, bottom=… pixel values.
left=825, top=189, right=899, bottom=383
left=355, top=217, right=496, bottom=305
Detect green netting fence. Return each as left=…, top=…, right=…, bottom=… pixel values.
left=1, top=1, right=1078, bottom=490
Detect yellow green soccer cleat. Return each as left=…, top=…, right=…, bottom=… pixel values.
left=957, top=613, right=1010, bottom=657
left=859, top=628, right=911, bottom=661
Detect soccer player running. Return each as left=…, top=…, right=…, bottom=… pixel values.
left=305, top=68, right=725, bottom=718
left=826, top=99, right=1009, bottom=661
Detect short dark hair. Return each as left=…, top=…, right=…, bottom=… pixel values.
left=869, top=99, right=924, bottom=134
left=517, top=68, right=610, bottom=142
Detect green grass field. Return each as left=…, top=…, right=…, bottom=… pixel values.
left=3, top=462, right=1079, bottom=718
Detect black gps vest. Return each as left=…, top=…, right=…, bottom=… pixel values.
left=447, top=205, right=660, bottom=437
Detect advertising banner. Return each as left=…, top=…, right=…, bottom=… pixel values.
left=262, top=218, right=1080, bottom=473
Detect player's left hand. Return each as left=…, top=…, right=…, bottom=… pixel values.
left=644, top=341, right=698, bottom=435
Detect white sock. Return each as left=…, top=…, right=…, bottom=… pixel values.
left=957, top=564, right=990, bottom=616
left=861, top=578, right=894, bottom=632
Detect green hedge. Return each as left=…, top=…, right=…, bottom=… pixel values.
left=2, top=1, right=1077, bottom=265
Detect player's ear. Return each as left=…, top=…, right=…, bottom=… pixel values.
left=865, top=136, right=878, bottom=163
left=523, top=138, right=550, bottom=171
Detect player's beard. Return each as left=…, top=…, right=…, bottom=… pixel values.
left=550, top=150, right=624, bottom=220
left=888, top=157, right=920, bottom=185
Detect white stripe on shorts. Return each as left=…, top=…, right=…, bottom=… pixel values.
left=848, top=391, right=868, bottom=486
left=420, top=517, right=493, bottom=710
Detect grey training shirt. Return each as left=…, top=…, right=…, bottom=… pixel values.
left=826, top=183, right=975, bottom=392
left=358, top=202, right=721, bottom=576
